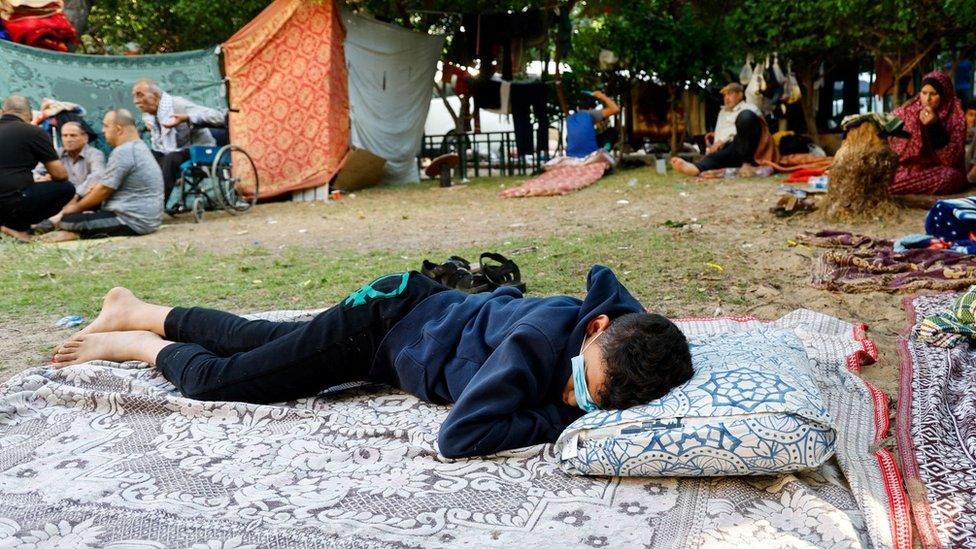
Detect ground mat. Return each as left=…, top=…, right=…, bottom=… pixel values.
left=798, top=230, right=976, bottom=293
left=0, top=310, right=909, bottom=547
left=898, top=293, right=976, bottom=548
left=499, top=162, right=609, bottom=198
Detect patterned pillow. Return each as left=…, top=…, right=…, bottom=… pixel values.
left=555, top=327, right=835, bottom=476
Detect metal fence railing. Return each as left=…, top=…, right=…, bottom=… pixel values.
left=420, top=129, right=561, bottom=181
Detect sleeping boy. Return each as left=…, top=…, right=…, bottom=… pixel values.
left=54, top=265, right=693, bottom=458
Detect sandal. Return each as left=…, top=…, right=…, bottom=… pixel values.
left=480, top=252, right=526, bottom=293
left=421, top=256, right=493, bottom=293
left=421, top=256, right=471, bottom=283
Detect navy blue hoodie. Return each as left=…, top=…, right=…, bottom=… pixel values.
left=376, top=265, right=645, bottom=458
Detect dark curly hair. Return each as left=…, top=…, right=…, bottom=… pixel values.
left=595, top=313, right=693, bottom=410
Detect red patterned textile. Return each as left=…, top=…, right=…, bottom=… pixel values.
left=222, top=0, right=349, bottom=199
left=2, top=12, right=78, bottom=51
left=888, top=71, right=968, bottom=195
left=498, top=161, right=609, bottom=198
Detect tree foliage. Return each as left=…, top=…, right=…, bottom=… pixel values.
left=565, top=1, right=730, bottom=151
left=83, top=0, right=273, bottom=53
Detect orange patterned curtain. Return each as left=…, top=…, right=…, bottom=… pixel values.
left=222, top=0, right=349, bottom=199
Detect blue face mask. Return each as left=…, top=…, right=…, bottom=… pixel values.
left=571, top=331, right=604, bottom=413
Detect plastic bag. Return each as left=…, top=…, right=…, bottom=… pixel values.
left=739, top=54, right=754, bottom=85
left=746, top=68, right=766, bottom=111
left=783, top=62, right=802, bottom=104
left=771, top=54, right=785, bottom=85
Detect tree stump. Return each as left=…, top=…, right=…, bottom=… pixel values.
left=822, top=123, right=901, bottom=221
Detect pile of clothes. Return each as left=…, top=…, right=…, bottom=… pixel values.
left=896, top=197, right=976, bottom=254
left=1, top=0, right=78, bottom=51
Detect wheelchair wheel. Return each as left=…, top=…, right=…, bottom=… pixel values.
left=211, top=145, right=259, bottom=213
left=191, top=196, right=205, bottom=223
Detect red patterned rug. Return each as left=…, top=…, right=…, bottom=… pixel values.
left=499, top=161, right=609, bottom=198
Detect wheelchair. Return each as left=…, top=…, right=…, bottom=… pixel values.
left=167, top=126, right=260, bottom=223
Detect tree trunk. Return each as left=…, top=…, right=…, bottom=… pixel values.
left=62, top=0, right=93, bottom=35
left=668, top=85, right=679, bottom=155
left=795, top=66, right=820, bottom=144
left=822, top=123, right=900, bottom=221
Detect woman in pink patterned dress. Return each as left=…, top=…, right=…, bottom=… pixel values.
left=889, top=71, right=968, bottom=195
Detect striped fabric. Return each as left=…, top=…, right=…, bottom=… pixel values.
left=917, top=285, right=976, bottom=347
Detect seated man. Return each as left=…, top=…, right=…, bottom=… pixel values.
left=32, top=121, right=106, bottom=231
left=35, top=121, right=106, bottom=193
left=54, top=266, right=694, bottom=459
left=705, top=83, right=763, bottom=155
left=131, top=79, right=225, bottom=200
left=671, top=83, right=765, bottom=176
left=0, top=95, right=74, bottom=241
left=46, top=109, right=164, bottom=241
left=566, top=90, right=620, bottom=158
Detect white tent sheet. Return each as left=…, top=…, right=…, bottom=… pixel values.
left=343, top=12, right=444, bottom=184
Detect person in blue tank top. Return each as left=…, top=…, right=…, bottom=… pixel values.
left=53, top=266, right=693, bottom=459
left=566, top=90, right=620, bottom=158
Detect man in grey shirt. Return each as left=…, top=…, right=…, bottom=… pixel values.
left=46, top=109, right=164, bottom=241
left=30, top=121, right=108, bottom=233
left=34, top=122, right=106, bottom=196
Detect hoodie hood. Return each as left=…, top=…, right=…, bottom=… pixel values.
left=556, top=265, right=646, bottom=368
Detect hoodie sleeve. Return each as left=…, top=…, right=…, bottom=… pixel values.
left=437, top=325, right=578, bottom=459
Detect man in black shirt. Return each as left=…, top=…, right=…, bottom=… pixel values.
left=0, top=96, right=74, bottom=241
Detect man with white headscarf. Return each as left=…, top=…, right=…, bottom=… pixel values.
left=131, top=79, right=225, bottom=201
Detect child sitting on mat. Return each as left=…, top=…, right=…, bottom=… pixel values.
left=54, top=266, right=693, bottom=458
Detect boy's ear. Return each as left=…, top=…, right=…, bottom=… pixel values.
left=587, top=314, right=611, bottom=335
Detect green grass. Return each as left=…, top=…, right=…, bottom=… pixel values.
left=0, top=225, right=733, bottom=321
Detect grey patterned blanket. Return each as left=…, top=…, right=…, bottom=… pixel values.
left=898, top=294, right=976, bottom=549
left=0, top=310, right=909, bottom=548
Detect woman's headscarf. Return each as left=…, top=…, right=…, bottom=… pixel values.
left=890, top=71, right=966, bottom=168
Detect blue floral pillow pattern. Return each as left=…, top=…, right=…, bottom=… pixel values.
left=555, top=327, right=835, bottom=477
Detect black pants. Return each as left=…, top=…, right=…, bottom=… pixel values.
left=511, top=82, right=549, bottom=156
left=695, top=110, right=763, bottom=172
left=59, top=210, right=139, bottom=238
left=0, top=181, right=75, bottom=231
left=156, top=272, right=448, bottom=404
left=152, top=150, right=190, bottom=202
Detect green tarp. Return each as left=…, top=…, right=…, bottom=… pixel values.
left=0, top=40, right=226, bottom=133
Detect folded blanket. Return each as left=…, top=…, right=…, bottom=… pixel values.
left=3, top=11, right=78, bottom=51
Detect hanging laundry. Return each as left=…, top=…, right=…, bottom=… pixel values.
left=442, top=63, right=472, bottom=96
left=510, top=81, right=549, bottom=156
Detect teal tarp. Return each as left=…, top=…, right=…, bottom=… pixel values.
left=0, top=40, right=225, bottom=133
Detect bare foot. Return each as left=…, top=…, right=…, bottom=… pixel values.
left=670, top=157, right=701, bottom=177
left=69, top=287, right=143, bottom=341
left=1, top=225, right=32, bottom=243
left=40, top=230, right=80, bottom=243
left=54, top=330, right=169, bottom=367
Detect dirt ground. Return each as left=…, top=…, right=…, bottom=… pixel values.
left=2, top=170, right=926, bottom=404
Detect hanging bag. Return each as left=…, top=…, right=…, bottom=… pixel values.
left=761, top=55, right=783, bottom=99
left=739, top=53, right=754, bottom=86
